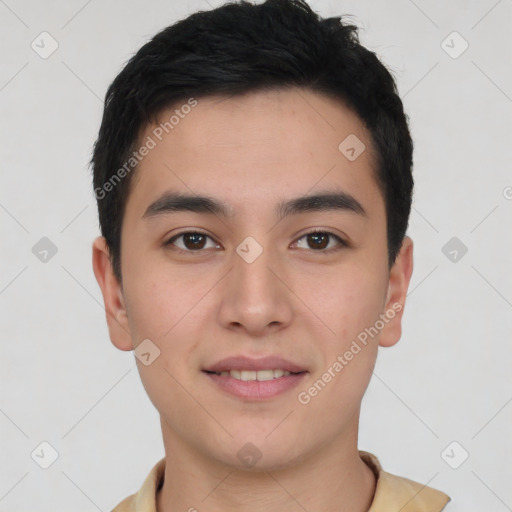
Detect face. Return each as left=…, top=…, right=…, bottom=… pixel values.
left=93, top=87, right=413, bottom=471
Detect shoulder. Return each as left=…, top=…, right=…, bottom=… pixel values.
left=111, top=493, right=137, bottom=512
left=110, top=458, right=166, bottom=512
left=360, top=450, right=451, bottom=512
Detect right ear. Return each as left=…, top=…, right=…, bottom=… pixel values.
left=92, top=236, right=133, bottom=351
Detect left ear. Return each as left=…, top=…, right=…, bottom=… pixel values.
left=379, top=236, right=414, bottom=348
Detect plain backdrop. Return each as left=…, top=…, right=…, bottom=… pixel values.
left=1, top=0, right=511, bottom=510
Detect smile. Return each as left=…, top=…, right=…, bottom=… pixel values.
left=203, top=369, right=307, bottom=400
left=209, top=369, right=296, bottom=381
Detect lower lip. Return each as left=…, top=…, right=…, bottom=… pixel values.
left=203, top=371, right=307, bottom=400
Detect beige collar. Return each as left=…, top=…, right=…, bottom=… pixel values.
left=112, top=450, right=451, bottom=512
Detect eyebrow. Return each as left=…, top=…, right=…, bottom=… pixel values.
left=142, top=190, right=367, bottom=220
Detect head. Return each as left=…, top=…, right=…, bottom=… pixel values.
left=92, top=0, right=414, bottom=470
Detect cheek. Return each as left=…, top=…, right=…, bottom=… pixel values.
left=122, top=255, right=210, bottom=342
left=293, top=262, right=387, bottom=341
left=123, top=277, right=174, bottom=342
left=125, top=271, right=204, bottom=416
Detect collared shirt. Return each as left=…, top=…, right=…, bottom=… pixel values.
left=111, top=450, right=451, bottom=512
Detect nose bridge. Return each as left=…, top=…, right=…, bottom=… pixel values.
left=218, top=233, right=292, bottom=333
left=233, top=234, right=278, bottom=299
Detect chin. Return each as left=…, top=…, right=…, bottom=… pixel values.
left=206, top=428, right=309, bottom=472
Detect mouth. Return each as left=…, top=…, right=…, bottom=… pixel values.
left=203, top=355, right=307, bottom=374
left=202, top=355, right=308, bottom=400
left=203, top=369, right=304, bottom=380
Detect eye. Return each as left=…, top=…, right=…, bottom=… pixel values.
left=164, top=229, right=348, bottom=255
left=293, top=230, right=347, bottom=252
left=164, top=231, right=220, bottom=253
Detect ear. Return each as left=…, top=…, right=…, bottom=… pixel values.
left=378, top=236, right=414, bottom=348
left=92, top=236, right=133, bottom=351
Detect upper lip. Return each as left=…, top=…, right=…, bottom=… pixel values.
left=203, top=355, right=307, bottom=373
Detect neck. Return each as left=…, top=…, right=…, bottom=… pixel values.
left=156, top=419, right=376, bottom=512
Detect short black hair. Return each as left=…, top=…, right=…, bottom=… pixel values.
left=91, top=0, right=413, bottom=283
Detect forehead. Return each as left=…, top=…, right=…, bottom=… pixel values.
left=125, top=87, right=382, bottom=219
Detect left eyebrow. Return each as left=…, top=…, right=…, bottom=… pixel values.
left=142, top=190, right=367, bottom=220
left=276, top=190, right=367, bottom=220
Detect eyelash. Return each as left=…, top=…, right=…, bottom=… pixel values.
left=164, top=229, right=348, bottom=255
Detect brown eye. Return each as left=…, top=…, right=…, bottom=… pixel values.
left=165, top=231, right=219, bottom=252
left=295, top=231, right=346, bottom=252
left=183, top=233, right=206, bottom=250
left=307, top=232, right=329, bottom=249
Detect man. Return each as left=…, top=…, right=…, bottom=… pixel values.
left=91, top=0, right=451, bottom=510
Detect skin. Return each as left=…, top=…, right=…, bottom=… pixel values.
left=93, top=87, right=413, bottom=512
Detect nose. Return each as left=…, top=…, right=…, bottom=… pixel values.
left=217, top=238, right=293, bottom=337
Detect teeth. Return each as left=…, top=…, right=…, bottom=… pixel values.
left=254, top=370, right=274, bottom=381
left=216, top=369, right=293, bottom=380
left=240, top=370, right=257, bottom=381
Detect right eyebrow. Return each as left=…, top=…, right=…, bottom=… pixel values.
left=142, top=192, right=234, bottom=219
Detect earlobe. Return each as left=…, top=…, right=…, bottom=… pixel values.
left=379, top=236, right=414, bottom=348
left=92, top=236, right=133, bottom=351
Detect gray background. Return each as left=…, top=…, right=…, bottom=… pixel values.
left=1, top=0, right=511, bottom=510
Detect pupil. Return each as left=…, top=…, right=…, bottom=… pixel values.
left=185, top=233, right=205, bottom=250
left=309, top=233, right=328, bottom=249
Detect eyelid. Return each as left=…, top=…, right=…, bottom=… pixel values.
left=292, top=229, right=348, bottom=251
left=165, top=230, right=220, bottom=252
left=164, top=228, right=349, bottom=253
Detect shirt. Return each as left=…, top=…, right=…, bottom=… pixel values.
left=111, top=450, right=451, bottom=511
